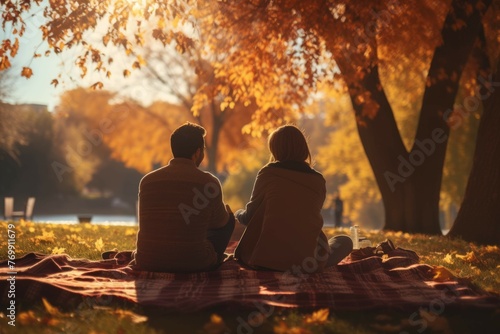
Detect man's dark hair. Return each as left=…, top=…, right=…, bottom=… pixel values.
left=170, top=122, right=206, bottom=159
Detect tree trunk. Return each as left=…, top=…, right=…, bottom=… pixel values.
left=348, top=65, right=420, bottom=233
left=206, top=101, right=223, bottom=174
left=404, top=0, right=489, bottom=234
left=334, top=0, right=489, bottom=234
left=448, top=57, right=500, bottom=245
left=343, top=64, right=444, bottom=234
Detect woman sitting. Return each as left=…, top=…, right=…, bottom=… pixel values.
left=234, top=125, right=353, bottom=272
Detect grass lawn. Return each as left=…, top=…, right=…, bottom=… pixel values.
left=0, top=220, right=499, bottom=333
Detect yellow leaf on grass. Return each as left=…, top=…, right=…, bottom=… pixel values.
left=210, top=314, right=223, bottom=324
left=42, top=298, right=61, bottom=316
left=95, top=237, right=104, bottom=252
left=51, top=247, right=66, bottom=254
left=42, top=316, right=60, bottom=326
left=443, top=253, right=454, bottom=264
left=455, top=251, right=478, bottom=264
left=274, top=321, right=291, bottom=334
left=274, top=321, right=312, bottom=334
left=203, top=314, right=228, bottom=334
left=18, top=310, right=38, bottom=325
left=113, top=309, right=148, bottom=324
left=484, top=245, right=499, bottom=253
left=33, top=230, right=56, bottom=243
left=471, top=266, right=482, bottom=276
left=433, top=266, right=456, bottom=282
left=304, top=308, right=329, bottom=324
left=125, top=228, right=136, bottom=236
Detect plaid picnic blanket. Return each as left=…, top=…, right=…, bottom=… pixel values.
left=1, top=244, right=499, bottom=313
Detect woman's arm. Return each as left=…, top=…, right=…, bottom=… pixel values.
left=235, top=168, right=268, bottom=226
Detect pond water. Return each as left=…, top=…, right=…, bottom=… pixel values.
left=30, top=215, right=450, bottom=235
left=33, top=214, right=137, bottom=226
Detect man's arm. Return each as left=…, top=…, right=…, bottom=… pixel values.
left=207, top=177, right=230, bottom=229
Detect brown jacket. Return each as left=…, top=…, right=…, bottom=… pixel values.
left=234, top=162, right=328, bottom=272
left=135, top=158, right=229, bottom=272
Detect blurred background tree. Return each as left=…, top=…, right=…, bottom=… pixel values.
left=0, top=70, right=28, bottom=163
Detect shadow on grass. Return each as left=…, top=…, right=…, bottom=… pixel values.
left=8, top=299, right=500, bottom=334
left=140, top=305, right=500, bottom=334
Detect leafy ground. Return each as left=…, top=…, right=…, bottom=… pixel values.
left=0, top=220, right=499, bottom=333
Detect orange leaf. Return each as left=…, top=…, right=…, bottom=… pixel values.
left=455, top=251, right=480, bottom=265
left=123, top=69, right=130, bottom=77
left=112, top=309, right=148, bottom=324
left=21, top=67, right=33, bottom=78
left=18, top=310, right=38, bottom=325
left=42, top=298, right=61, bottom=316
left=51, top=79, right=59, bottom=87
left=0, top=55, right=11, bottom=70
left=304, top=308, right=329, bottom=324
left=432, top=266, right=456, bottom=282
left=203, top=314, right=228, bottom=334
left=10, top=38, right=19, bottom=57
left=90, top=82, right=104, bottom=90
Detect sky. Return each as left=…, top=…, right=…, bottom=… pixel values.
left=9, top=47, right=62, bottom=111
left=6, top=37, right=177, bottom=112
left=2, top=4, right=78, bottom=111
left=2, top=3, right=160, bottom=112
left=6, top=42, right=163, bottom=112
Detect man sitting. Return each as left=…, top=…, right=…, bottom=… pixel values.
left=132, top=122, right=234, bottom=272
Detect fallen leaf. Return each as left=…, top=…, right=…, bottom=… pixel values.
left=456, top=251, right=479, bottom=264
left=304, top=308, right=329, bottom=324
left=443, top=253, right=454, bottom=264
left=95, top=237, right=104, bottom=252
left=203, top=314, right=228, bottom=334
left=51, top=247, right=66, bottom=255
left=41, top=316, right=60, bottom=327
left=112, top=309, right=148, bottom=324
left=42, top=298, right=61, bottom=316
left=32, top=230, right=56, bottom=243
left=432, top=266, right=456, bottom=282
left=274, top=321, right=290, bottom=334
left=18, top=310, right=38, bottom=325
left=484, top=245, right=499, bottom=253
